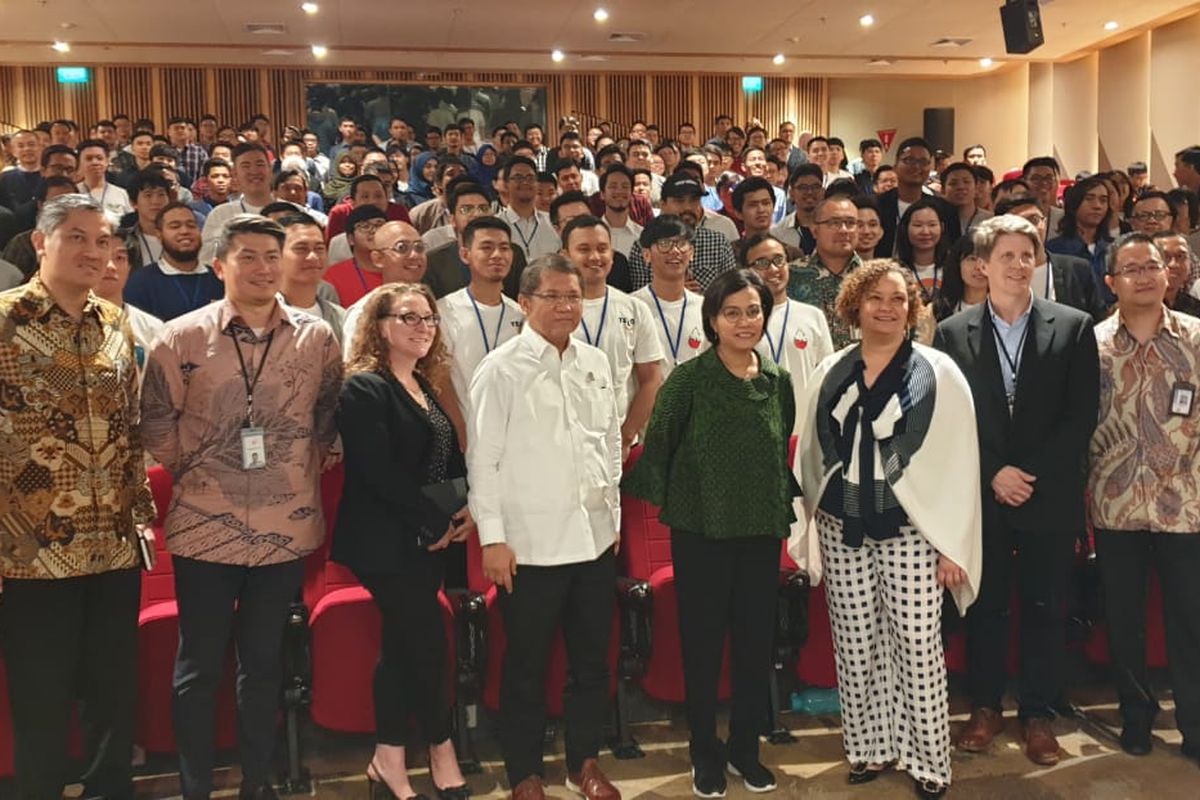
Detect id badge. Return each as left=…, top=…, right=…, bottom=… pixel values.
left=240, top=426, right=267, bottom=470
left=1170, top=381, right=1196, bottom=417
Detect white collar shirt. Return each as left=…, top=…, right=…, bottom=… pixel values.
left=571, top=287, right=664, bottom=421
left=438, top=287, right=525, bottom=420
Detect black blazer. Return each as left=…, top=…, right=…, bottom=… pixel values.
left=331, top=370, right=466, bottom=574
left=1049, top=253, right=1108, bottom=324
left=933, top=297, right=1099, bottom=533
left=873, top=189, right=962, bottom=259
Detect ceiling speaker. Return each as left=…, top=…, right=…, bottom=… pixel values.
left=999, top=0, right=1045, bottom=55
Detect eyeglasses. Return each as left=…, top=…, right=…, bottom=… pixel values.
left=651, top=238, right=694, bottom=253
left=375, top=240, right=427, bottom=256
left=719, top=306, right=763, bottom=323
left=1025, top=173, right=1057, bottom=185
left=354, top=219, right=387, bottom=234
left=748, top=254, right=788, bottom=270
left=455, top=204, right=492, bottom=216
left=899, top=157, right=932, bottom=169
left=792, top=182, right=823, bottom=194
left=381, top=312, right=441, bottom=327
left=1131, top=210, right=1173, bottom=222
left=1112, top=263, right=1166, bottom=278
left=507, top=174, right=536, bottom=184
left=814, top=217, right=858, bottom=230
left=529, top=292, right=583, bottom=307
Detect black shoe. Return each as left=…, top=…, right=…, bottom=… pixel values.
left=913, top=778, right=947, bottom=799
left=1120, top=725, right=1153, bottom=756
left=727, top=758, right=776, bottom=793
left=433, top=784, right=471, bottom=800
left=239, top=785, right=279, bottom=800
left=848, top=760, right=895, bottom=785
left=691, top=764, right=727, bottom=799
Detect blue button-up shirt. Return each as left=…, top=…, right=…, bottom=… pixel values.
left=987, top=292, right=1033, bottom=401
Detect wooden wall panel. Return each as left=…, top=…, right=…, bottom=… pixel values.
left=0, top=66, right=20, bottom=130
left=698, top=75, right=741, bottom=136
left=568, top=74, right=602, bottom=128
left=651, top=75, right=693, bottom=137
left=21, top=67, right=66, bottom=125
left=269, top=70, right=305, bottom=138
left=106, top=67, right=154, bottom=123
left=161, top=67, right=207, bottom=119
left=212, top=68, right=259, bottom=129
left=605, top=74, right=647, bottom=136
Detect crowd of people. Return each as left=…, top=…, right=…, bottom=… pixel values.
left=1, top=108, right=1200, bottom=800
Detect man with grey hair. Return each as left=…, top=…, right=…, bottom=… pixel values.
left=935, top=214, right=1099, bottom=768
left=468, top=254, right=623, bottom=800
left=0, top=194, right=156, bottom=800
left=140, top=214, right=342, bottom=800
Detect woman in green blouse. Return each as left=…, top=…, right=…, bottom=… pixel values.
left=625, top=269, right=797, bottom=798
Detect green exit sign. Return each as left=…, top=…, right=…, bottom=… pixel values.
left=56, top=66, right=90, bottom=84
left=742, top=75, right=764, bottom=93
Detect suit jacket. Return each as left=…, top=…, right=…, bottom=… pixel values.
left=331, top=370, right=467, bottom=575
left=933, top=297, right=1099, bottom=533
left=423, top=239, right=528, bottom=300
left=1049, top=253, right=1107, bottom=324
left=873, top=189, right=961, bottom=259
left=0, top=171, right=40, bottom=214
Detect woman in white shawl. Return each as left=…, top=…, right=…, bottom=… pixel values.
left=792, top=259, right=982, bottom=799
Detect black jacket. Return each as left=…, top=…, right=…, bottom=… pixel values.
left=873, top=189, right=962, bottom=259
left=331, top=370, right=466, bottom=574
left=1049, top=253, right=1108, bottom=324
left=933, top=297, right=1099, bottom=533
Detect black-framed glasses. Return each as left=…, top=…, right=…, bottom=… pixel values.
left=748, top=254, right=788, bottom=270
left=1112, top=263, right=1166, bottom=278
left=1131, top=210, right=1173, bottom=222
left=380, top=312, right=441, bottom=327
left=650, top=238, right=693, bottom=253
left=375, top=240, right=427, bottom=256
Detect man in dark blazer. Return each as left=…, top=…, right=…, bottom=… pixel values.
left=934, top=215, right=1099, bottom=768
left=995, top=196, right=1109, bottom=323
left=873, top=136, right=961, bottom=258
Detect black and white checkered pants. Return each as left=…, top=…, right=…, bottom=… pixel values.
left=816, top=509, right=952, bottom=786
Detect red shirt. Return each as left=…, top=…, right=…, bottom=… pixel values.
left=324, top=258, right=383, bottom=306
left=325, top=201, right=413, bottom=244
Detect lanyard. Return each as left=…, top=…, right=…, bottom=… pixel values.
left=763, top=300, right=791, bottom=365
left=137, top=230, right=162, bottom=264
left=650, top=286, right=687, bottom=364
left=511, top=213, right=538, bottom=253
left=172, top=274, right=205, bottom=312
left=352, top=262, right=371, bottom=293
left=990, top=314, right=1029, bottom=408
left=97, top=180, right=109, bottom=209
left=467, top=288, right=506, bottom=353
left=579, top=289, right=609, bottom=346
left=239, top=199, right=248, bottom=213
left=912, top=263, right=938, bottom=302
left=231, top=329, right=275, bottom=426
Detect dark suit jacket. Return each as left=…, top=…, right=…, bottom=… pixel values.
left=0, top=171, right=40, bottom=214
left=423, top=239, right=528, bottom=301
left=0, top=204, right=17, bottom=251
left=1049, top=253, right=1108, bottom=324
left=873, top=189, right=961, bottom=258
left=933, top=297, right=1099, bottom=533
left=331, top=370, right=467, bottom=575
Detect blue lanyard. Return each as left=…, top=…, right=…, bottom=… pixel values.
left=511, top=213, right=538, bottom=253
left=172, top=273, right=205, bottom=312
left=650, top=286, right=687, bottom=364
left=352, top=262, right=371, bottom=293
left=579, top=289, right=609, bottom=346
left=467, top=287, right=506, bottom=353
left=763, top=300, right=791, bottom=365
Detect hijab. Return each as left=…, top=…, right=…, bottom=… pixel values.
left=408, top=151, right=439, bottom=203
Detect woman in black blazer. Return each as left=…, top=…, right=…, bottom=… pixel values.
left=335, top=282, right=474, bottom=800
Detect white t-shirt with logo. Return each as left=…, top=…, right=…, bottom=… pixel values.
left=631, top=285, right=707, bottom=380
left=571, top=288, right=663, bottom=421
left=754, top=298, right=834, bottom=433
left=438, top=287, right=525, bottom=419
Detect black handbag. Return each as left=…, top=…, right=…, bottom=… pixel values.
left=416, top=477, right=469, bottom=547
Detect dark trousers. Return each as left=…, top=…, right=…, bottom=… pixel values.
left=0, top=568, right=141, bottom=800
left=671, top=530, right=779, bottom=769
left=1094, top=529, right=1200, bottom=745
left=965, top=522, right=1077, bottom=719
left=172, top=557, right=305, bottom=799
left=355, top=550, right=452, bottom=748
left=497, top=548, right=615, bottom=787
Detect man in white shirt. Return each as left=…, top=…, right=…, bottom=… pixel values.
left=277, top=213, right=345, bottom=347
left=96, top=236, right=163, bottom=387
left=631, top=215, right=709, bottom=379
left=561, top=215, right=663, bottom=456
left=598, top=165, right=642, bottom=259
left=200, top=142, right=274, bottom=267
left=469, top=254, right=623, bottom=800
left=498, top=156, right=561, bottom=261
left=438, top=216, right=525, bottom=445
left=76, top=139, right=132, bottom=218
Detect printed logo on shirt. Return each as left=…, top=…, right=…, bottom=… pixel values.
left=618, top=316, right=637, bottom=329
left=794, top=334, right=808, bottom=350
left=687, top=328, right=703, bottom=350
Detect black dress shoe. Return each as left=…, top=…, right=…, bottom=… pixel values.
left=847, top=760, right=895, bottom=785
left=912, top=778, right=947, bottom=798
left=239, top=785, right=278, bottom=800
left=1119, top=725, right=1152, bottom=756
left=433, top=784, right=472, bottom=800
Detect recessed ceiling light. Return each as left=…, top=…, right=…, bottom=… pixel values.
left=1104, top=20, right=1119, bottom=31
left=311, top=44, right=328, bottom=58
left=860, top=14, right=875, bottom=27
left=551, top=49, right=565, bottom=62
left=979, top=57, right=994, bottom=68
left=301, top=2, right=319, bottom=13
left=593, top=8, right=609, bottom=22
left=52, top=40, right=71, bottom=53
left=773, top=53, right=785, bottom=65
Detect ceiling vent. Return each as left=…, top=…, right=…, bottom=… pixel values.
left=245, top=23, right=288, bottom=35
left=608, top=32, right=646, bottom=43
left=867, top=58, right=895, bottom=66
left=580, top=54, right=609, bottom=62
left=930, top=37, right=972, bottom=48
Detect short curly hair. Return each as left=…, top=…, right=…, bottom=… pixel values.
left=834, top=258, right=925, bottom=331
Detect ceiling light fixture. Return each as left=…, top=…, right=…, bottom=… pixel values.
left=979, top=57, right=994, bottom=67
left=773, top=53, right=785, bottom=65
left=311, top=44, right=328, bottom=58
left=593, top=8, right=609, bottom=22
left=52, top=40, right=71, bottom=52
left=1104, top=20, right=1119, bottom=31
left=860, top=14, right=875, bottom=27
left=301, top=2, right=319, bottom=13
left=551, top=49, right=566, bottom=62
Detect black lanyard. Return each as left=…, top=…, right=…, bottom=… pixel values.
left=231, top=329, right=275, bottom=426
left=989, top=313, right=1028, bottom=409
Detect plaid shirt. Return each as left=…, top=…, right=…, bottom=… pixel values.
left=628, top=226, right=736, bottom=292
left=786, top=252, right=864, bottom=349
left=178, top=142, right=210, bottom=185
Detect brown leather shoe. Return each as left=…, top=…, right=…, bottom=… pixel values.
left=566, top=758, right=621, bottom=800
left=955, top=707, right=1006, bottom=752
left=511, top=776, right=546, bottom=800
left=1021, top=718, right=1062, bottom=766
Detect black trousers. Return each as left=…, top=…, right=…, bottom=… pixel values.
left=964, top=522, right=1077, bottom=719
left=172, top=557, right=305, bottom=799
left=0, top=568, right=141, bottom=800
left=497, top=548, right=615, bottom=787
left=1094, top=529, right=1200, bottom=746
left=355, top=550, right=452, bottom=748
left=671, top=530, right=779, bottom=770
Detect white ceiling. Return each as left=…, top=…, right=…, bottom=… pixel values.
left=1, top=0, right=1198, bottom=75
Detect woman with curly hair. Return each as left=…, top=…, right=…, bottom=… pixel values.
left=793, top=259, right=982, bottom=799
left=332, top=282, right=474, bottom=800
